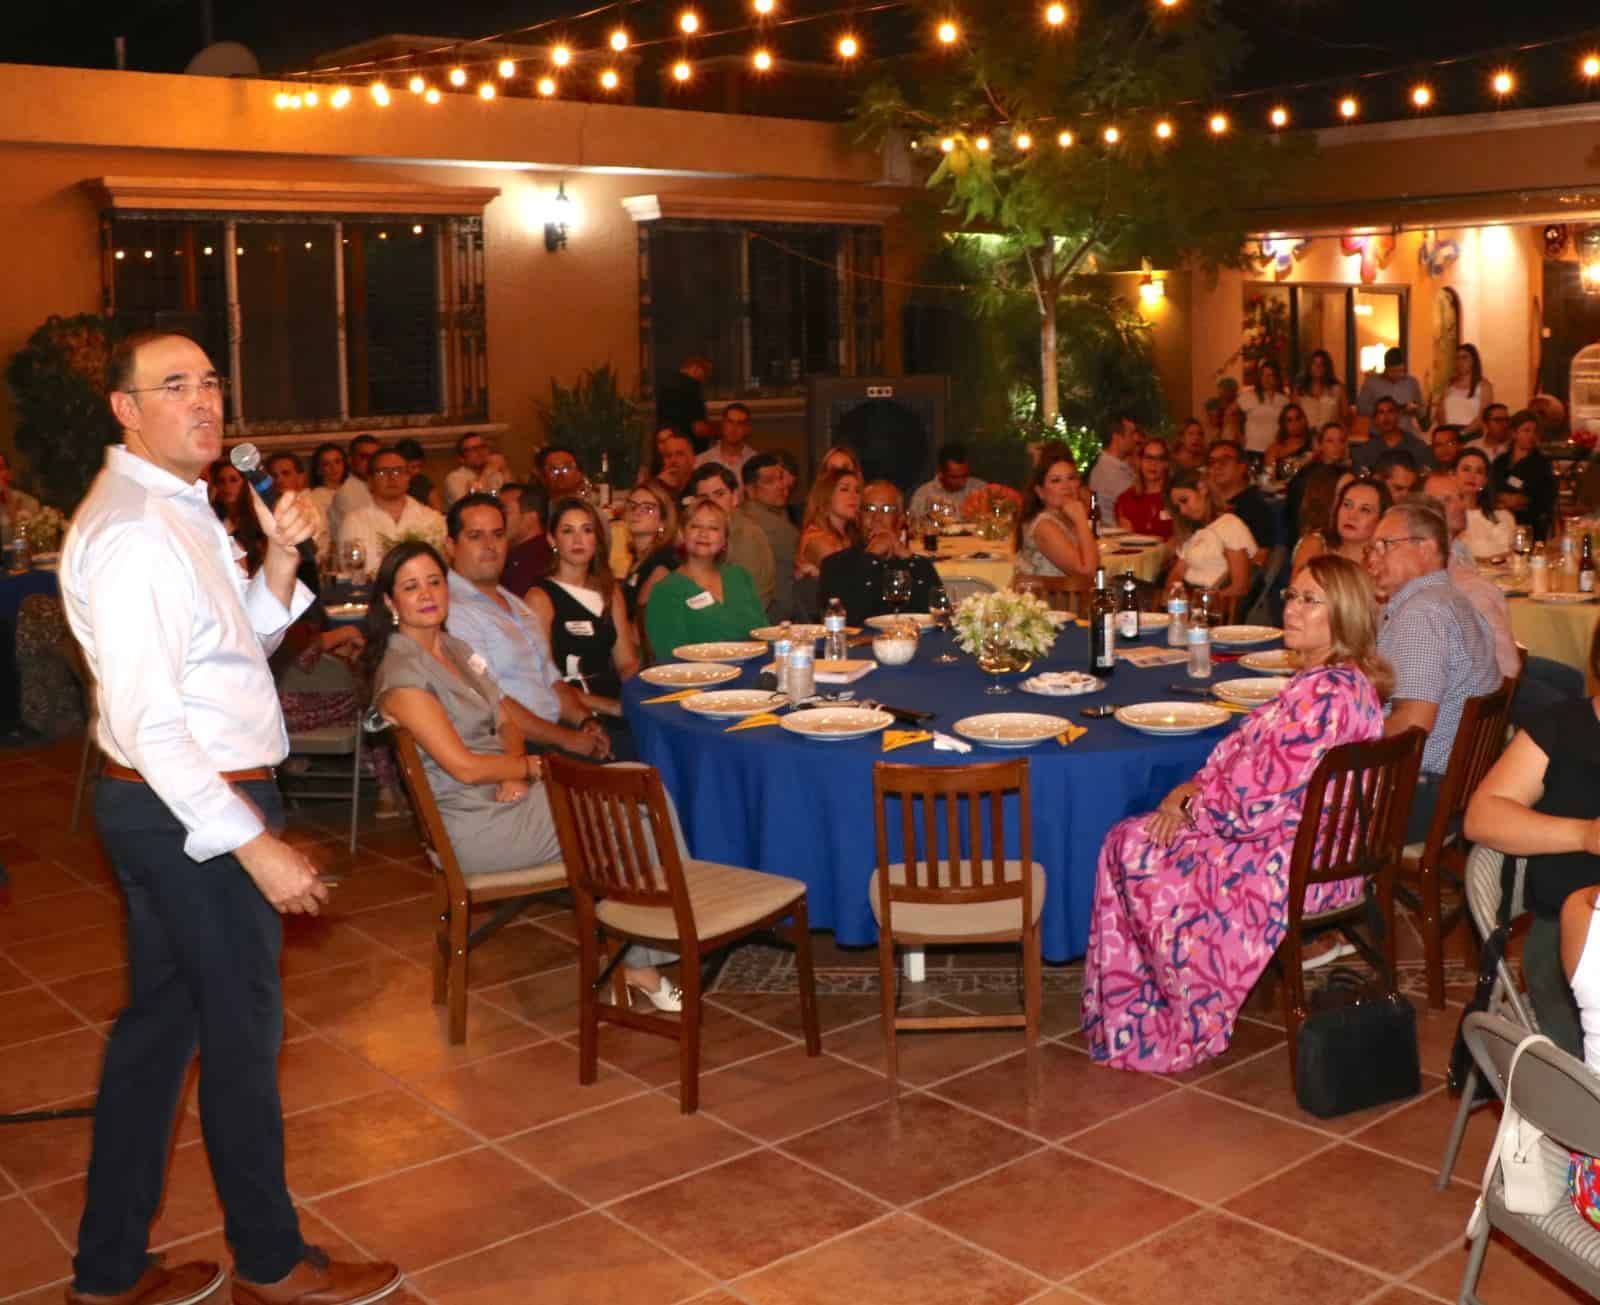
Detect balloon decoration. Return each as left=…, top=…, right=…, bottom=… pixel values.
left=1418, top=229, right=1461, bottom=277
left=1341, top=234, right=1396, bottom=284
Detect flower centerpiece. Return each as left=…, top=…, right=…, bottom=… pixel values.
left=953, top=588, right=1058, bottom=691
left=962, top=482, right=1025, bottom=541
left=18, top=505, right=66, bottom=555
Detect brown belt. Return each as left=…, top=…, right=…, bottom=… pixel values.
left=102, top=761, right=276, bottom=785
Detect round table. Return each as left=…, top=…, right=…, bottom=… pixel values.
left=0, top=566, right=62, bottom=733
left=623, top=630, right=1269, bottom=962
left=927, top=534, right=1169, bottom=592
left=1508, top=595, right=1600, bottom=679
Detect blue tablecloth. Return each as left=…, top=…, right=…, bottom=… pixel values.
left=1, top=567, right=61, bottom=731
left=623, top=628, right=1275, bottom=963
left=0, top=567, right=58, bottom=623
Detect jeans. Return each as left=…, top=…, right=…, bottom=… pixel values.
left=73, top=779, right=305, bottom=1294
left=1525, top=914, right=1585, bottom=1059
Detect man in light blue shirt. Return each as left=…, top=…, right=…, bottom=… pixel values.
left=445, top=492, right=612, bottom=759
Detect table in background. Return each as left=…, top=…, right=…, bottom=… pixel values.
left=1508, top=595, right=1600, bottom=678
left=925, top=533, right=1168, bottom=592
left=623, top=634, right=1265, bottom=962
left=0, top=567, right=61, bottom=734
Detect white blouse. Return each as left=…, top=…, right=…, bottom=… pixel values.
left=1440, top=385, right=1486, bottom=429
left=1237, top=390, right=1290, bottom=453
left=1178, top=512, right=1258, bottom=589
left=1297, top=386, right=1343, bottom=431
left=1463, top=508, right=1517, bottom=560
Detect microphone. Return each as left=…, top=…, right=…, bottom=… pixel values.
left=231, top=443, right=319, bottom=566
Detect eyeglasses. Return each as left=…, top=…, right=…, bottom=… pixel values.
left=371, top=467, right=409, bottom=480
left=862, top=503, right=899, bottom=515
left=1279, top=587, right=1327, bottom=608
left=625, top=499, right=661, bottom=514
left=1365, top=535, right=1424, bottom=555
left=123, top=377, right=229, bottom=402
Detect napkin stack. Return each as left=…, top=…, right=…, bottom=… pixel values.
left=932, top=732, right=972, bottom=753
left=882, top=729, right=933, bottom=753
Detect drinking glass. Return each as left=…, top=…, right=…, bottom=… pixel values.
left=928, top=589, right=959, bottom=663
left=882, top=566, right=912, bottom=614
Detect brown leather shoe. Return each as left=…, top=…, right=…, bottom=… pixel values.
left=66, top=1258, right=224, bottom=1305
left=231, top=1247, right=401, bottom=1305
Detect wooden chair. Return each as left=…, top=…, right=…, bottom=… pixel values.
left=1277, top=727, right=1426, bottom=1087
left=1015, top=571, right=1091, bottom=617
left=390, top=726, right=568, bottom=1044
left=1398, top=679, right=1517, bottom=1009
left=544, top=755, right=820, bottom=1114
left=871, top=759, right=1043, bottom=1088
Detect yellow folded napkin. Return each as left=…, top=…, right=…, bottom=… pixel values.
left=726, top=713, right=782, bottom=732
left=641, top=688, right=704, bottom=705
left=1209, top=701, right=1253, bottom=715
left=1057, top=723, right=1089, bottom=747
left=882, top=729, right=934, bottom=752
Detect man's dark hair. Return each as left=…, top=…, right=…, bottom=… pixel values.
left=1208, top=438, right=1246, bottom=462
left=370, top=448, right=406, bottom=468
left=722, top=402, right=751, bottom=422
left=741, top=452, right=781, bottom=487
left=447, top=490, right=506, bottom=540
left=498, top=480, right=530, bottom=503
left=266, top=451, right=303, bottom=474
left=1372, top=448, right=1419, bottom=479
left=348, top=433, right=380, bottom=455
left=1373, top=395, right=1399, bottom=413
left=1509, top=407, right=1540, bottom=430
left=106, top=329, right=197, bottom=394
left=936, top=441, right=969, bottom=468
left=395, top=438, right=426, bottom=462
left=1383, top=347, right=1405, bottom=368
left=691, top=463, right=739, bottom=494
left=1431, top=424, right=1463, bottom=441
left=535, top=444, right=576, bottom=472
left=1483, top=402, right=1510, bottom=421
left=455, top=431, right=484, bottom=456
left=776, top=449, right=800, bottom=476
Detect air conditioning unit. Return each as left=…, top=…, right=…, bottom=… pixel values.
left=805, top=375, right=950, bottom=493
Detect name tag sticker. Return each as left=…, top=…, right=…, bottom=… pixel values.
left=686, top=591, right=715, bottom=610
left=564, top=619, right=595, bottom=637
left=1158, top=510, right=1171, bottom=521
left=1508, top=476, right=1524, bottom=489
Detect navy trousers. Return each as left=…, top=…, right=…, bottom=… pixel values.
left=73, top=778, right=305, bottom=1293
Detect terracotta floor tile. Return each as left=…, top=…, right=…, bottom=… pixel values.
left=412, top=1210, right=714, bottom=1305
left=936, top=986, right=1084, bottom=1039
left=690, top=1045, right=893, bottom=1141
left=261, top=1036, right=396, bottom=1116
left=1, top=861, right=91, bottom=904
left=476, top=965, right=581, bottom=1037
left=0, top=1028, right=107, bottom=1113
left=1366, top=1290, right=1446, bottom=1305
left=0, top=1094, right=95, bottom=1191
left=31, top=1139, right=225, bottom=1251
left=47, top=967, right=130, bottom=1024
left=1409, top=1229, right=1593, bottom=1303
left=1068, top=1090, right=1330, bottom=1204
left=1351, top=1084, right=1500, bottom=1185
left=824, top=1004, right=1037, bottom=1086
left=0, top=1194, right=73, bottom=1298
left=1224, top=1142, right=1475, bottom=1275
left=586, top=1003, right=794, bottom=1087
left=1410, top=997, right=1469, bottom=1079
left=0, top=889, right=121, bottom=946
left=0, top=951, right=34, bottom=993
left=279, top=918, right=392, bottom=978
left=708, top=991, right=881, bottom=1039
left=1160, top=1016, right=1287, bottom=1085
left=0, top=987, right=88, bottom=1048
left=309, top=1146, right=581, bottom=1274
left=281, top=1089, right=479, bottom=1197
left=331, top=1003, right=544, bottom=1081
left=613, top=1150, right=884, bottom=1280
left=339, top=898, right=437, bottom=956
left=931, top=1043, right=1178, bottom=1140
left=1195, top=1046, right=1441, bottom=1137
left=507, top=1089, right=754, bottom=1202
left=1069, top=1210, right=1383, bottom=1305
left=281, top=955, right=432, bottom=1030
left=316, top=862, right=432, bottom=916
left=411, top=1040, right=643, bottom=1138
left=916, top=1149, right=1201, bottom=1280
left=782, top=1094, right=1041, bottom=1206
left=6, top=922, right=127, bottom=983
left=736, top=1212, right=1041, bottom=1305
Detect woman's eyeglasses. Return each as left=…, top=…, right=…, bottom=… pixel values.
left=1279, top=588, right=1327, bottom=608
left=625, top=499, right=661, bottom=514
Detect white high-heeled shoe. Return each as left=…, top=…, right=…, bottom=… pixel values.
left=600, top=976, right=685, bottom=1013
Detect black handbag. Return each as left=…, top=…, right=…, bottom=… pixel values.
left=1294, top=885, right=1422, bottom=1119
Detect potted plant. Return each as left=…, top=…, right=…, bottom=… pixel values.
left=6, top=314, right=123, bottom=512
left=536, top=364, right=643, bottom=486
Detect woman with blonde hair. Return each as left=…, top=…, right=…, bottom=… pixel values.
left=797, top=468, right=862, bottom=572
left=619, top=478, right=680, bottom=621
left=645, top=497, right=767, bottom=656
left=1082, top=553, right=1393, bottom=1072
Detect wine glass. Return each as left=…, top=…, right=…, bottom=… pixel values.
left=927, top=588, right=959, bottom=663
left=882, top=565, right=912, bottom=615
left=980, top=614, right=1015, bottom=695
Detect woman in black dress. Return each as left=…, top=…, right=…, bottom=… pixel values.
left=527, top=497, right=641, bottom=756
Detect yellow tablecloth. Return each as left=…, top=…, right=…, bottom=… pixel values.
left=1509, top=596, right=1600, bottom=678
left=926, top=533, right=1168, bottom=590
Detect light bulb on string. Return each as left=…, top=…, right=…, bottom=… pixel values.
left=600, top=68, right=620, bottom=90
left=1158, top=0, right=1178, bottom=7
left=331, top=86, right=351, bottom=108
left=679, top=10, right=700, bottom=35
left=303, top=89, right=318, bottom=107
left=1102, top=125, right=1120, bottom=144
left=449, top=67, right=467, bottom=87
left=1410, top=83, right=1433, bottom=109
left=1269, top=104, right=1288, bottom=128
left=370, top=82, right=390, bottom=106
left=1338, top=95, right=1358, bottom=120
left=673, top=60, right=693, bottom=83
left=752, top=48, right=774, bottom=71
left=974, top=135, right=991, bottom=152
left=408, top=74, right=425, bottom=94
left=937, top=21, right=959, bottom=45
left=1057, top=129, right=1074, bottom=147
left=538, top=76, right=557, bottom=96
left=499, top=59, right=515, bottom=78
left=424, top=87, right=441, bottom=104
left=610, top=28, right=629, bottom=51
left=551, top=46, right=571, bottom=68
left=1045, top=3, right=1067, bottom=24
left=1208, top=112, right=1228, bottom=135
left=478, top=82, right=495, bottom=100
left=1583, top=54, right=1600, bottom=80
left=1491, top=69, right=1515, bottom=97
left=274, top=91, right=290, bottom=110
left=940, top=136, right=956, bottom=153
left=1015, top=131, right=1033, bottom=151
left=837, top=34, right=860, bottom=60
left=1154, top=119, right=1172, bottom=141
left=754, top=0, right=775, bottom=12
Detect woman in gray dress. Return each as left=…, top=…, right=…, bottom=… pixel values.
left=366, top=541, right=682, bottom=1011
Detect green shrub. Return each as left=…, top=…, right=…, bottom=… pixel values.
left=6, top=314, right=123, bottom=511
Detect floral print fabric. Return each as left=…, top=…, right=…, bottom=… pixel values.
left=1081, top=664, right=1384, bottom=1073
left=1572, top=1154, right=1600, bottom=1229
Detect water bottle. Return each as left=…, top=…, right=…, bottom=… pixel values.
left=1166, top=587, right=1189, bottom=648
left=1530, top=553, right=1549, bottom=595
left=787, top=641, right=815, bottom=701
left=772, top=624, right=794, bottom=695
left=1187, top=612, right=1212, bottom=680
left=824, top=596, right=848, bottom=662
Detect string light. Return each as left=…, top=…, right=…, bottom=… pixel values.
left=937, top=21, right=959, bottom=45
left=331, top=86, right=351, bottom=108
left=1208, top=112, right=1229, bottom=135
left=1103, top=125, right=1120, bottom=144
left=537, top=76, right=557, bottom=96
left=1044, top=2, right=1067, bottom=24
left=940, top=136, right=956, bottom=153
left=408, top=74, right=425, bottom=94
left=752, top=48, right=774, bottom=71
left=837, top=34, right=860, bottom=59
left=679, top=10, right=700, bottom=35
left=1154, top=119, right=1173, bottom=140
left=1158, top=0, right=1179, bottom=7
left=610, top=28, right=629, bottom=51
left=1014, top=131, right=1033, bottom=150
left=424, top=87, right=441, bottom=104
left=1583, top=54, right=1600, bottom=80
left=673, top=60, right=693, bottom=82
left=301, top=90, right=317, bottom=106
left=1410, top=83, right=1433, bottom=108
left=1338, top=95, right=1358, bottom=119
left=412, top=224, right=424, bottom=234
left=600, top=68, right=620, bottom=89
left=1269, top=105, right=1288, bottom=128
left=974, top=135, right=991, bottom=152
left=1057, top=129, right=1074, bottom=147
left=478, top=82, right=496, bottom=100
left=449, top=67, right=467, bottom=87
left=754, top=0, right=776, bottom=11
left=1491, top=69, right=1516, bottom=96
left=370, top=82, right=390, bottom=106
left=274, top=91, right=290, bottom=109
left=498, top=58, right=515, bottom=78
left=551, top=46, right=572, bottom=67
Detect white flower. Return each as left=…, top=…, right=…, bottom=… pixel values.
left=952, top=589, right=1059, bottom=658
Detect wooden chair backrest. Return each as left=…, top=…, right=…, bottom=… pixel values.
left=1422, top=679, right=1515, bottom=860
left=390, top=726, right=469, bottom=898
left=872, top=759, right=1032, bottom=910
left=1017, top=572, right=1091, bottom=617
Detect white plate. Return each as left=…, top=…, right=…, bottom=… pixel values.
left=1209, top=625, right=1282, bottom=647
left=1019, top=672, right=1105, bottom=697
left=1118, top=535, right=1162, bottom=548
left=954, top=712, right=1071, bottom=748
left=1098, top=526, right=1129, bottom=539
left=1114, top=702, right=1233, bottom=736
left=866, top=612, right=935, bottom=631
left=1529, top=591, right=1597, bottom=605
left=324, top=602, right=368, bottom=620
left=638, top=662, right=743, bottom=688
left=680, top=690, right=790, bottom=719
left=672, top=641, right=769, bottom=662
left=1214, top=676, right=1291, bottom=707
left=1139, top=612, right=1171, bottom=631
left=750, top=624, right=827, bottom=642
left=779, top=707, right=895, bottom=741
left=1239, top=649, right=1299, bottom=675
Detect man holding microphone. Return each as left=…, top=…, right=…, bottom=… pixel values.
left=59, top=331, right=399, bottom=1305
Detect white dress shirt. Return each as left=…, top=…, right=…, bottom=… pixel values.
left=60, top=446, right=312, bottom=861
left=336, top=497, right=447, bottom=577
left=442, top=465, right=506, bottom=507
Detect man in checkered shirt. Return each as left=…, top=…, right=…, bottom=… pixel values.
left=1367, top=497, right=1502, bottom=841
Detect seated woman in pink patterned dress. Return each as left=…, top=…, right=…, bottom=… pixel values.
left=1081, top=554, right=1392, bottom=1073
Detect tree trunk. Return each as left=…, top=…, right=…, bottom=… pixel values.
left=1033, top=238, right=1059, bottom=423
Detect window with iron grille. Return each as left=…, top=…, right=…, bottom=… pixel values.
left=639, top=219, right=883, bottom=401
left=102, top=212, right=486, bottom=434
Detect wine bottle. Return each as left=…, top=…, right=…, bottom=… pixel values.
left=1116, top=569, right=1139, bottom=641
left=1582, top=533, right=1595, bottom=594
left=1089, top=566, right=1116, bottom=677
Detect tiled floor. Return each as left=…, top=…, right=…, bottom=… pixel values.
left=0, top=735, right=1589, bottom=1304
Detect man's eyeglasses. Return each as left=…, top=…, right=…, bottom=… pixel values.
left=371, top=467, right=409, bottom=480
left=123, top=377, right=229, bottom=402
left=862, top=503, right=899, bottom=515
left=1279, top=587, right=1327, bottom=608
left=1365, top=535, right=1424, bottom=556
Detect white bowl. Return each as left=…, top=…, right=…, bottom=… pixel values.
left=872, top=635, right=918, bottom=666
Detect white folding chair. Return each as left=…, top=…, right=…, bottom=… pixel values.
left=275, top=656, right=366, bottom=851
